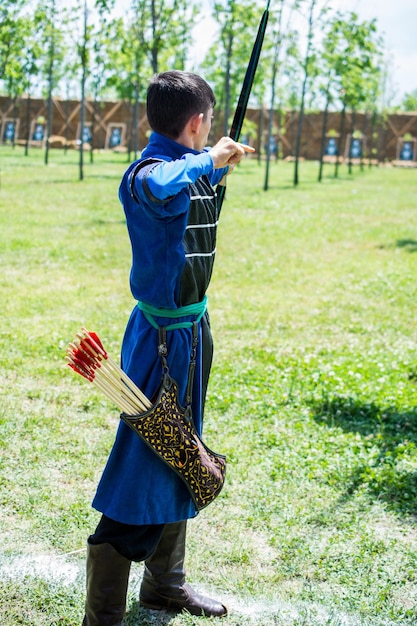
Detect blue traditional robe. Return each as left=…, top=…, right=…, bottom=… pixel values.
left=91, top=132, right=227, bottom=525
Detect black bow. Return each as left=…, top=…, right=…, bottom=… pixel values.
left=217, top=0, right=271, bottom=211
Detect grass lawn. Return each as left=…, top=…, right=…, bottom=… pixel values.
left=1, top=145, right=417, bottom=625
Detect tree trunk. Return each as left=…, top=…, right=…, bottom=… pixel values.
left=150, top=0, right=158, bottom=72
left=44, top=0, right=56, bottom=166
left=90, top=93, right=98, bottom=164
left=223, top=31, right=233, bottom=136
left=318, top=87, right=330, bottom=182
left=45, top=53, right=54, bottom=164
left=294, top=84, right=307, bottom=186
left=25, top=94, right=31, bottom=156
left=376, top=113, right=385, bottom=164
left=335, top=101, right=346, bottom=178
left=368, top=109, right=377, bottom=168
left=257, top=106, right=264, bottom=165
left=264, top=40, right=279, bottom=191
left=79, top=0, right=88, bottom=181
left=294, top=0, right=316, bottom=186
left=348, top=108, right=355, bottom=175
left=133, top=81, right=140, bottom=161
left=65, top=84, right=70, bottom=154
left=361, top=112, right=368, bottom=171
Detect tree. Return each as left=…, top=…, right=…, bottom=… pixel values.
left=79, top=0, right=89, bottom=180
left=0, top=2, right=37, bottom=150
left=204, top=0, right=267, bottom=136
left=107, top=5, right=149, bottom=160
left=325, top=13, right=383, bottom=177
left=293, top=0, right=318, bottom=186
left=0, top=0, right=27, bottom=83
left=64, top=0, right=116, bottom=177
left=87, top=0, right=116, bottom=162
left=142, top=0, right=200, bottom=72
left=106, top=0, right=199, bottom=160
left=317, top=12, right=344, bottom=182
left=263, top=0, right=301, bottom=187
left=35, top=0, right=67, bottom=165
left=21, top=18, right=43, bottom=155
left=264, top=0, right=285, bottom=191
left=0, top=3, right=43, bottom=151
left=401, top=89, right=417, bottom=112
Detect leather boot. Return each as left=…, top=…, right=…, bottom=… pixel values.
left=82, top=540, right=131, bottom=626
left=139, top=521, right=228, bottom=617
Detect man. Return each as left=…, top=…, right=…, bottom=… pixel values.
left=82, top=70, right=254, bottom=625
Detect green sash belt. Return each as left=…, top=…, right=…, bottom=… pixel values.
left=137, top=295, right=207, bottom=331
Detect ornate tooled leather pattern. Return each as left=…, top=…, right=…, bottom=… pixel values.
left=121, top=378, right=226, bottom=510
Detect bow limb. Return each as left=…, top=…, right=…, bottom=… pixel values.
left=217, top=0, right=271, bottom=212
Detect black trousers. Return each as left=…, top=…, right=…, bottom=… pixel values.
left=89, top=514, right=165, bottom=562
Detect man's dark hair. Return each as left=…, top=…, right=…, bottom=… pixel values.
left=146, top=70, right=216, bottom=139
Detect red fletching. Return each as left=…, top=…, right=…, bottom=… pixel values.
left=89, top=331, right=105, bottom=352
left=67, top=361, right=93, bottom=382
left=75, top=342, right=102, bottom=369
left=66, top=327, right=152, bottom=414
left=81, top=328, right=108, bottom=359
left=67, top=355, right=95, bottom=382
left=70, top=344, right=97, bottom=371
left=66, top=328, right=108, bottom=384
left=79, top=336, right=101, bottom=359
left=73, top=352, right=94, bottom=374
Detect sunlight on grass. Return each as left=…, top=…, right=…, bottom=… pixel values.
left=1, top=145, right=417, bottom=624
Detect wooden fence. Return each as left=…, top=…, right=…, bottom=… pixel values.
left=1, top=95, right=416, bottom=164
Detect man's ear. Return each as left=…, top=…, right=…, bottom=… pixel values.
left=190, top=113, right=204, bottom=135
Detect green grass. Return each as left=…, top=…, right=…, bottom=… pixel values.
left=1, top=145, right=417, bottom=624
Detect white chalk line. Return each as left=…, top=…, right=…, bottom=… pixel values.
left=0, top=553, right=396, bottom=626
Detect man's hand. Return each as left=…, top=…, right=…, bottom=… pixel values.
left=209, top=137, right=255, bottom=169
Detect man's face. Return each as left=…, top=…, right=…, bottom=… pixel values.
left=195, top=107, right=213, bottom=152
